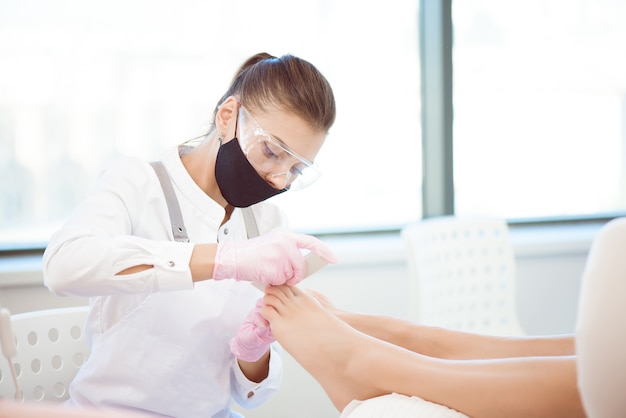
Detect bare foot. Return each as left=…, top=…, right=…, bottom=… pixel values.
left=304, top=288, right=344, bottom=314
left=262, top=285, right=393, bottom=411
left=304, top=288, right=366, bottom=332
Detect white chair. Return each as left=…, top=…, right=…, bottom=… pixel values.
left=401, top=216, right=525, bottom=336
left=0, top=306, right=90, bottom=402
left=576, top=217, right=626, bottom=417
left=341, top=393, right=469, bottom=418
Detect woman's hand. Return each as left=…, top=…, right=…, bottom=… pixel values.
left=213, top=229, right=336, bottom=285
left=230, top=298, right=274, bottom=362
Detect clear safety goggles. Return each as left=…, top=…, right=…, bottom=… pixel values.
left=237, top=106, right=322, bottom=191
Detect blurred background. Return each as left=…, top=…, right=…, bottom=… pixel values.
left=1, top=1, right=625, bottom=416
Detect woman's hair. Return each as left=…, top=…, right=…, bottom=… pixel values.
left=212, top=52, right=336, bottom=133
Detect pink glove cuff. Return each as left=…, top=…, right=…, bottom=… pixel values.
left=213, top=241, right=236, bottom=280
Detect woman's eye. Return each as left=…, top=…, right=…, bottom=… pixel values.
left=262, top=142, right=279, bottom=158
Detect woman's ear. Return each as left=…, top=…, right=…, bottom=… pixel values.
left=215, top=96, right=239, bottom=142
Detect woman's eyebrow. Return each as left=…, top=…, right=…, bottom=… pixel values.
left=262, top=127, right=311, bottom=161
left=266, top=131, right=294, bottom=152
left=268, top=132, right=288, bottom=147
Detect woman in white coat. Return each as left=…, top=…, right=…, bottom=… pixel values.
left=42, top=52, right=337, bottom=418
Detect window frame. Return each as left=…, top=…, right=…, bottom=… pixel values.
left=421, top=0, right=625, bottom=226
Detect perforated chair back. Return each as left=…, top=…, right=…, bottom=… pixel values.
left=402, top=216, right=524, bottom=336
left=0, top=306, right=90, bottom=402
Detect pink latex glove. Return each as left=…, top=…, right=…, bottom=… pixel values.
left=230, top=299, right=274, bottom=362
left=213, top=229, right=337, bottom=285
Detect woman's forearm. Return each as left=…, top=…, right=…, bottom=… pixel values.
left=190, top=243, right=218, bottom=282
left=237, top=350, right=271, bottom=383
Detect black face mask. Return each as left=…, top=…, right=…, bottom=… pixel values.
left=214, top=137, right=287, bottom=208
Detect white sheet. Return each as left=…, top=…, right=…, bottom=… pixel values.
left=340, top=393, right=469, bottom=418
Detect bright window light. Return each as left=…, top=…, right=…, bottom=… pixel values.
left=0, top=0, right=421, bottom=247
left=453, top=0, right=626, bottom=220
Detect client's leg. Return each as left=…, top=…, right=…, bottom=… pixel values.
left=262, top=285, right=584, bottom=418
left=305, top=289, right=575, bottom=360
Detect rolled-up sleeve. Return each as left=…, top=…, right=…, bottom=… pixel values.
left=44, top=231, right=195, bottom=296
left=230, top=344, right=283, bottom=409
left=43, top=156, right=197, bottom=297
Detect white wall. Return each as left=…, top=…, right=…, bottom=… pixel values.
left=0, top=223, right=600, bottom=418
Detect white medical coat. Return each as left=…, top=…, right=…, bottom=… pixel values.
left=43, top=146, right=286, bottom=417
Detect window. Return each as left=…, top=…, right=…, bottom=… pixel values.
left=453, top=0, right=626, bottom=220
left=0, top=1, right=421, bottom=248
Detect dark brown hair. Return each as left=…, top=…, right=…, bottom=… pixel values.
left=213, top=52, right=336, bottom=133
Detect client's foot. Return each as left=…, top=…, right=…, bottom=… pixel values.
left=262, top=285, right=391, bottom=411
left=304, top=288, right=345, bottom=315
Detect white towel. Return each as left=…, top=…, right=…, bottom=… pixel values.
left=340, top=393, right=469, bottom=418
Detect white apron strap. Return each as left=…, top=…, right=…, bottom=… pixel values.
left=150, top=160, right=259, bottom=241
left=150, top=161, right=190, bottom=243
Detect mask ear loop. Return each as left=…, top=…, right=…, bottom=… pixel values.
left=232, top=105, right=240, bottom=142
